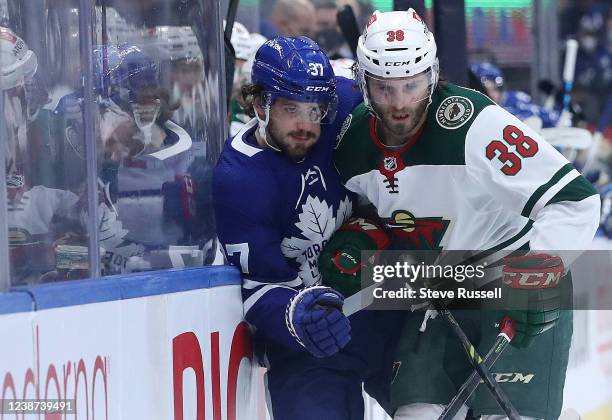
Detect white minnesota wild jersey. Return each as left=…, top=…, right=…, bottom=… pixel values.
left=334, top=83, right=598, bottom=252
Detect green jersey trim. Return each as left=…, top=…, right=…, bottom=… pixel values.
left=521, top=164, right=575, bottom=218
left=546, top=174, right=599, bottom=205
left=460, top=219, right=533, bottom=266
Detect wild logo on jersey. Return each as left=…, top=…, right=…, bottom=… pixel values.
left=383, top=210, right=450, bottom=250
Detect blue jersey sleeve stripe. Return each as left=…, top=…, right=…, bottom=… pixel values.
left=243, top=284, right=298, bottom=315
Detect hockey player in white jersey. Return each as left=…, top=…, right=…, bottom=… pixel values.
left=1, top=26, right=83, bottom=283
left=333, top=10, right=600, bottom=420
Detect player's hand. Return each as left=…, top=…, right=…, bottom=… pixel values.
left=285, top=286, right=351, bottom=358
left=318, top=218, right=391, bottom=297
left=501, top=254, right=564, bottom=348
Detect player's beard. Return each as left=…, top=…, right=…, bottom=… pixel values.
left=267, top=119, right=319, bottom=161
left=377, top=99, right=429, bottom=144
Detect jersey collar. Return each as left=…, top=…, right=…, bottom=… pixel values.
left=369, top=115, right=426, bottom=155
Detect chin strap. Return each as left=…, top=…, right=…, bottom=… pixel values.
left=255, top=104, right=282, bottom=153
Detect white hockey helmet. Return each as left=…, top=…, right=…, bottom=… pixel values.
left=356, top=10, right=438, bottom=111
left=141, top=25, right=202, bottom=62
left=229, top=21, right=253, bottom=61
left=0, top=27, right=37, bottom=90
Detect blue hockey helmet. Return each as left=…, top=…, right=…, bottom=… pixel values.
left=93, top=44, right=162, bottom=131
left=251, top=36, right=338, bottom=123
left=470, top=62, right=504, bottom=89
left=93, top=44, right=159, bottom=104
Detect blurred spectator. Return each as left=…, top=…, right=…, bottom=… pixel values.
left=560, top=1, right=610, bottom=123
left=260, top=0, right=316, bottom=38
left=312, top=0, right=351, bottom=58
left=560, top=0, right=607, bottom=42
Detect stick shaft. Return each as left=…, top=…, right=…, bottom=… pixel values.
left=436, top=308, right=521, bottom=420
left=439, top=334, right=511, bottom=419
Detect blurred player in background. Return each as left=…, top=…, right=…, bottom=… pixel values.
left=260, top=0, right=316, bottom=39
left=94, top=44, right=203, bottom=272
left=141, top=26, right=206, bottom=137
left=0, top=26, right=86, bottom=283
left=470, top=61, right=560, bottom=128
left=226, top=21, right=267, bottom=136
left=334, top=9, right=600, bottom=419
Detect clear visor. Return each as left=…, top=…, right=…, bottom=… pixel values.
left=265, top=93, right=338, bottom=124
left=366, top=69, right=434, bottom=106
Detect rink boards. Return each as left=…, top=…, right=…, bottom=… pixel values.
left=0, top=260, right=611, bottom=419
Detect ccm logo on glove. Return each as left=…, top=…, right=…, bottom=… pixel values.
left=502, top=254, right=564, bottom=289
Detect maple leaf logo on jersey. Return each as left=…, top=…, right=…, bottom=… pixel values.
left=281, top=195, right=352, bottom=285
left=384, top=210, right=450, bottom=250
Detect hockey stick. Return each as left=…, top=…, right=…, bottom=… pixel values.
left=559, top=39, right=579, bottom=125
left=432, top=305, right=521, bottom=420
left=336, top=4, right=360, bottom=58
left=438, top=316, right=516, bottom=420
left=223, top=0, right=240, bottom=109
left=557, top=39, right=579, bottom=128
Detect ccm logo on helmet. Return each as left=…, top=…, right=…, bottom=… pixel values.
left=305, top=86, right=330, bottom=91
left=385, top=61, right=410, bottom=67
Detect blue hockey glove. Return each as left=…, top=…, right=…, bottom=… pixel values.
left=285, top=286, right=351, bottom=358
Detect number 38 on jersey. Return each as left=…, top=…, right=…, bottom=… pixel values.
left=485, top=125, right=539, bottom=176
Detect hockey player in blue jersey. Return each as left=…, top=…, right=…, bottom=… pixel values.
left=470, top=62, right=560, bottom=128
left=213, top=37, right=399, bottom=419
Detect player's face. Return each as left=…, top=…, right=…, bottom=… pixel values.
left=483, top=80, right=502, bottom=103
left=367, top=71, right=432, bottom=140
left=267, top=98, right=322, bottom=160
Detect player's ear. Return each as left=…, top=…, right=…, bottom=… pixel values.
left=252, top=95, right=265, bottom=120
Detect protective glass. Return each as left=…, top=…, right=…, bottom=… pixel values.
left=365, top=69, right=434, bottom=106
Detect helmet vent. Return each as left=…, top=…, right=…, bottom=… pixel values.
left=385, top=48, right=407, bottom=52
left=372, top=58, right=380, bottom=65
left=415, top=56, right=422, bottom=63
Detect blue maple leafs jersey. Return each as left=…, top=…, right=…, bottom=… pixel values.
left=502, top=90, right=560, bottom=128
left=213, top=77, right=362, bottom=351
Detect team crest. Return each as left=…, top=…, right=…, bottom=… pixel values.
left=384, top=210, right=450, bottom=250
left=436, top=96, right=474, bottom=129
left=383, top=156, right=397, bottom=171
